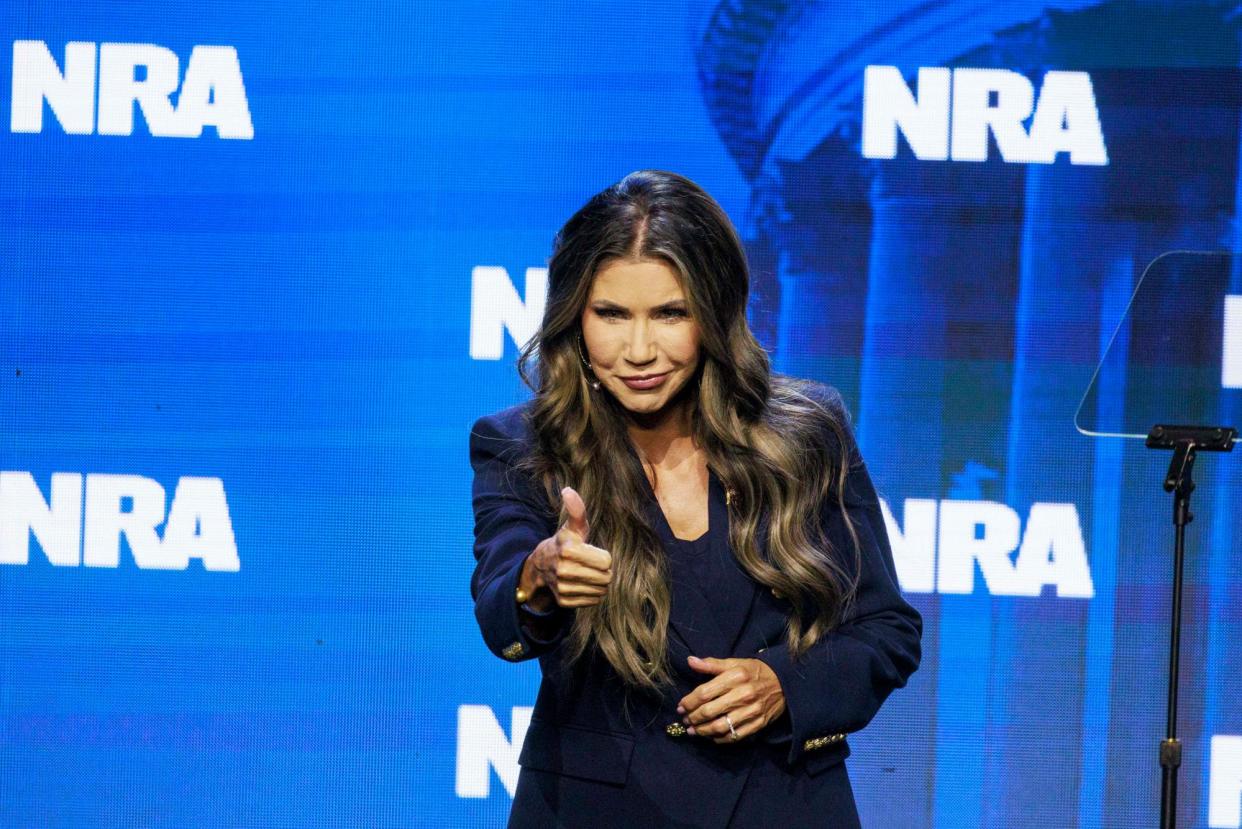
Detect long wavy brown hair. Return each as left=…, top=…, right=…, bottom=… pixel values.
left=515, top=170, right=860, bottom=693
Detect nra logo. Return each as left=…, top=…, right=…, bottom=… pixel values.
left=1213, top=735, right=1242, bottom=828
left=862, top=65, right=1107, bottom=165
left=1226, top=295, right=1241, bottom=390
left=469, top=265, right=547, bottom=360
left=0, top=472, right=239, bottom=571
left=883, top=498, right=1093, bottom=598
left=10, top=40, right=253, bottom=139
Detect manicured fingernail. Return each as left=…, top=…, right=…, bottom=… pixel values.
left=682, top=717, right=689, bottom=725
left=687, top=726, right=696, bottom=735
left=676, top=706, right=685, bottom=715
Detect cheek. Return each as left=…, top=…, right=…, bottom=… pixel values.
left=580, top=320, right=619, bottom=362
left=671, top=328, right=702, bottom=363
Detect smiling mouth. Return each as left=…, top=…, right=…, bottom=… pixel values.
left=621, top=372, right=670, bottom=389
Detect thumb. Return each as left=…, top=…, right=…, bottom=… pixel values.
left=687, top=655, right=729, bottom=675
left=560, top=486, right=590, bottom=541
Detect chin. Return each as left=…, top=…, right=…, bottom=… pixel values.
left=614, top=393, right=664, bottom=411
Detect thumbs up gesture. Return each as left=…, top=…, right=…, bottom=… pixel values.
left=519, top=487, right=613, bottom=611
left=559, top=486, right=592, bottom=541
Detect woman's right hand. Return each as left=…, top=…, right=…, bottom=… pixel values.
left=519, top=486, right=613, bottom=611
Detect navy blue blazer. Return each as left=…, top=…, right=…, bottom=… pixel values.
left=469, top=384, right=922, bottom=828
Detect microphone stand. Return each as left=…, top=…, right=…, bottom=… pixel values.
left=1144, top=425, right=1236, bottom=829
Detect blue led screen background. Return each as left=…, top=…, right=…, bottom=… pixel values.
left=3, top=2, right=1242, bottom=827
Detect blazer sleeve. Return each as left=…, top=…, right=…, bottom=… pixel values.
left=755, top=388, right=923, bottom=766
left=469, top=410, right=572, bottom=663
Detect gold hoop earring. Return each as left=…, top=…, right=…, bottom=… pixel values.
left=577, top=332, right=601, bottom=391
left=576, top=331, right=591, bottom=368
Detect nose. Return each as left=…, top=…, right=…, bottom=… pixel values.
left=624, top=318, right=656, bottom=365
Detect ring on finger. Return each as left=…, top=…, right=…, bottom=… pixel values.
left=724, top=713, right=738, bottom=741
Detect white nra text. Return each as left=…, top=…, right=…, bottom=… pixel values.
left=470, top=266, right=548, bottom=361
left=0, top=472, right=239, bottom=571
left=862, top=65, right=1108, bottom=165
left=11, top=40, right=254, bottom=139
left=883, top=498, right=1093, bottom=598
left=456, top=704, right=531, bottom=799
left=1213, top=735, right=1242, bottom=828
left=1225, top=295, right=1241, bottom=390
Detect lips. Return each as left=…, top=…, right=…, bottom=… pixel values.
left=621, top=372, right=669, bottom=390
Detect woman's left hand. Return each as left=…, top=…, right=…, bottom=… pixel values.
left=676, top=655, right=786, bottom=744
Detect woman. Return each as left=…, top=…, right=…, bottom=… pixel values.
left=469, top=170, right=921, bottom=827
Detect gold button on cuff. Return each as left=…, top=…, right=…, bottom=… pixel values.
left=665, top=722, right=687, bottom=738
left=803, top=733, right=846, bottom=752
left=502, top=641, right=526, bottom=660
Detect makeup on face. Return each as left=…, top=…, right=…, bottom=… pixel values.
left=581, top=259, right=702, bottom=417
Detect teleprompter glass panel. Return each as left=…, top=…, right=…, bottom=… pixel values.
left=1076, top=251, right=1242, bottom=439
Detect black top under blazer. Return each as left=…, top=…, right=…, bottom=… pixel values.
left=468, top=382, right=922, bottom=828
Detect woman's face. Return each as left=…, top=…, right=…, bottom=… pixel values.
left=580, top=258, right=702, bottom=420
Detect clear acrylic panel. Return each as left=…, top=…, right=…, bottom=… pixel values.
left=1076, top=251, right=1242, bottom=439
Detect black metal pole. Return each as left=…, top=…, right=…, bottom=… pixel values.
left=1159, top=473, right=1191, bottom=829
left=1145, top=426, right=1235, bottom=829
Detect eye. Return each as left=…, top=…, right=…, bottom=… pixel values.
left=660, top=308, right=689, bottom=319
left=595, top=307, right=623, bottom=318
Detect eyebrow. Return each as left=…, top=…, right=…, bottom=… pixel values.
left=591, top=299, right=688, bottom=312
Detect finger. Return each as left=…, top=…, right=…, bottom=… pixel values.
left=555, top=593, right=604, bottom=608
left=560, top=486, right=590, bottom=541
left=686, top=685, right=749, bottom=727
left=555, top=562, right=611, bottom=587
left=678, top=669, right=737, bottom=716
left=687, top=655, right=732, bottom=676
left=555, top=581, right=607, bottom=597
left=690, top=667, right=752, bottom=720
left=707, top=703, right=764, bottom=744
left=688, top=689, right=748, bottom=738
left=680, top=658, right=740, bottom=712
left=561, top=542, right=612, bottom=572
left=678, top=657, right=721, bottom=714
left=706, top=699, right=765, bottom=742
left=555, top=564, right=610, bottom=587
